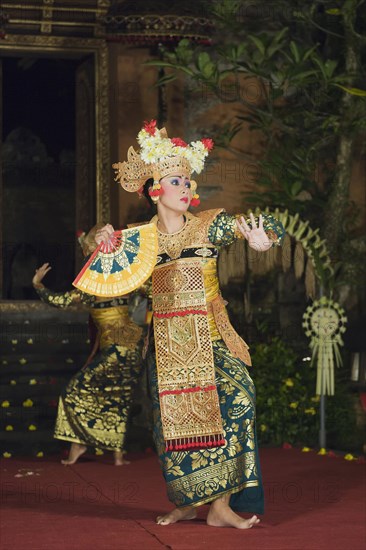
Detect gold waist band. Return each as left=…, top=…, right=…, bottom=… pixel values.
left=90, top=305, right=142, bottom=350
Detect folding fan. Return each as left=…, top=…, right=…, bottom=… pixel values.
left=73, top=223, right=157, bottom=297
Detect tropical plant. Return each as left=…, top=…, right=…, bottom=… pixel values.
left=148, top=0, right=366, bottom=263
left=250, top=336, right=361, bottom=450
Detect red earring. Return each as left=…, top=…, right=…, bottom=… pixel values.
left=189, top=179, right=200, bottom=207
left=190, top=193, right=200, bottom=207
left=149, top=171, right=164, bottom=203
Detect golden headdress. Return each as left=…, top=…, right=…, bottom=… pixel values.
left=112, top=120, right=214, bottom=196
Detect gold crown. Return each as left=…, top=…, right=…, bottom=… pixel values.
left=112, top=146, right=191, bottom=194
left=113, top=147, right=154, bottom=193
left=113, top=120, right=213, bottom=194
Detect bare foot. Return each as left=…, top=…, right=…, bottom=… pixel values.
left=114, top=451, right=130, bottom=466
left=156, top=506, right=197, bottom=525
left=207, top=498, right=260, bottom=529
left=61, top=443, right=87, bottom=465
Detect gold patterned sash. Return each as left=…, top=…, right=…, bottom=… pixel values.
left=209, top=295, right=252, bottom=366
left=152, top=260, right=225, bottom=451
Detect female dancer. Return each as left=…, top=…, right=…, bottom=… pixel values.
left=93, top=121, right=284, bottom=526
left=33, top=225, right=145, bottom=465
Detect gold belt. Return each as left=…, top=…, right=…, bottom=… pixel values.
left=90, top=306, right=142, bottom=350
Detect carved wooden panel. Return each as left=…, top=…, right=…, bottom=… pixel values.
left=75, top=55, right=96, bottom=271
left=0, top=60, right=2, bottom=296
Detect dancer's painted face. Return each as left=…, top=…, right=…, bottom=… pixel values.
left=158, top=174, right=192, bottom=213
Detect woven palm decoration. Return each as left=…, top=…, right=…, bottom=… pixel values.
left=73, top=223, right=158, bottom=297
left=303, top=297, right=347, bottom=395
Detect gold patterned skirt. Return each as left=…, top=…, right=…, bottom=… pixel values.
left=54, top=343, right=142, bottom=451
left=148, top=338, right=264, bottom=513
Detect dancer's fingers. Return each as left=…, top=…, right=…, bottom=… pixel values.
left=238, top=216, right=250, bottom=232
left=249, top=212, right=257, bottom=228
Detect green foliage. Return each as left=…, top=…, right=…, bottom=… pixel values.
left=244, top=144, right=327, bottom=225
left=251, top=337, right=319, bottom=446
left=150, top=0, right=366, bottom=229
left=251, top=337, right=361, bottom=450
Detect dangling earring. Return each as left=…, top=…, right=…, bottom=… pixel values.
left=190, top=179, right=200, bottom=207
left=190, top=193, right=200, bottom=207
left=149, top=170, right=164, bottom=203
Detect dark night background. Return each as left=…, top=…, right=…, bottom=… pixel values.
left=2, top=57, right=78, bottom=297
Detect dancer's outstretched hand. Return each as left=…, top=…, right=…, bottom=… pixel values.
left=33, top=263, right=52, bottom=286
left=236, top=213, right=273, bottom=252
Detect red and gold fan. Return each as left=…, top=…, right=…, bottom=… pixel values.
left=73, top=223, right=157, bottom=297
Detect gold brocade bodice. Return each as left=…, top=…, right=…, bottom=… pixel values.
left=152, top=209, right=251, bottom=365
left=90, top=305, right=142, bottom=350
left=153, top=210, right=225, bottom=340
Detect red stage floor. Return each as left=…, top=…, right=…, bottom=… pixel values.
left=1, top=448, right=365, bottom=550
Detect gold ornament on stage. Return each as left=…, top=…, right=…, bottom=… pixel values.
left=73, top=223, right=158, bottom=297
left=303, top=297, right=347, bottom=395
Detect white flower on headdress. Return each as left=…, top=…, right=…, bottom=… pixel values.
left=157, top=140, right=173, bottom=158
left=140, top=136, right=157, bottom=150
left=191, top=140, right=206, bottom=153
left=136, top=120, right=214, bottom=174
left=141, top=149, right=158, bottom=163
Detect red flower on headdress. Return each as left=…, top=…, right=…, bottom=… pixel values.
left=171, top=137, right=188, bottom=148
left=76, top=229, right=85, bottom=238
left=143, top=119, right=157, bottom=136
left=201, top=138, right=214, bottom=151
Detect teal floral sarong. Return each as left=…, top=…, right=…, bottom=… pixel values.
left=148, top=338, right=264, bottom=514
